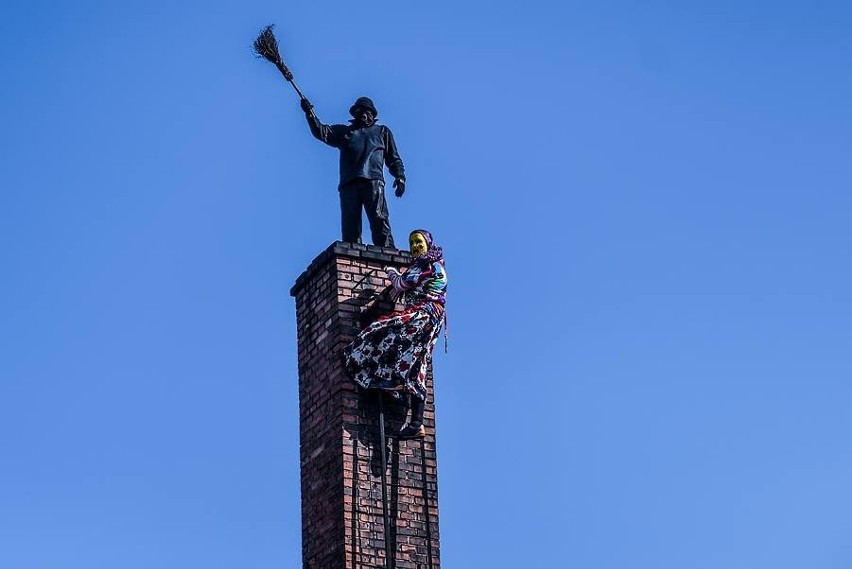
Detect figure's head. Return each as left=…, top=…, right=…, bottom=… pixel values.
left=349, top=96, right=378, bottom=126
left=409, top=229, right=444, bottom=268
left=409, top=230, right=431, bottom=258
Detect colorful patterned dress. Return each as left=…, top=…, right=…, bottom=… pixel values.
left=343, top=260, right=447, bottom=401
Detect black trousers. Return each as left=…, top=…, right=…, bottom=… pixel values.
left=339, top=178, right=395, bottom=247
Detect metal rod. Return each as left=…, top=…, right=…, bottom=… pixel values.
left=378, top=396, right=393, bottom=569
left=419, top=437, right=434, bottom=569
left=352, top=270, right=376, bottom=292
left=352, top=436, right=361, bottom=569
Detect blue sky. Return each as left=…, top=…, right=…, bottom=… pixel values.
left=2, top=1, right=851, bottom=567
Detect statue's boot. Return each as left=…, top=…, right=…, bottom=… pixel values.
left=398, top=396, right=426, bottom=439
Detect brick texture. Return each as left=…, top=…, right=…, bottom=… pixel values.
left=291, top=242, right=441, bottom=569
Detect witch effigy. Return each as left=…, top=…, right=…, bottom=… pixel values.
left=343, top=230, right=447, bottom=438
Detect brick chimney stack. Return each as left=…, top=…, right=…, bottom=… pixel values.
left=290, top=242, right=442, bottom=569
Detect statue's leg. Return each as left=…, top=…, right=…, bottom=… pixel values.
left=339, top=183, right=363, bottom=243
left=364, top=179, right=394, bottom=248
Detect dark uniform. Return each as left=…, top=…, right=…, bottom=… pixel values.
left=304, top=97, right=405, bottom=247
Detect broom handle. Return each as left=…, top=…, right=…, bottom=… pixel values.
left=275, top=64, right=308, bottom=101
left=287, top=78, right=316, bottom=118
left=287, top=77, right=307, bottom=101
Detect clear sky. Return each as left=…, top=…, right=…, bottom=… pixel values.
left=2, top=1, right=851, bottom=567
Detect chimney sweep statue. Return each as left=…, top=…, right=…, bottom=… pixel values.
left=300, top=96, right=406, bottom=247
left=252, top=25, right=406, bottom=247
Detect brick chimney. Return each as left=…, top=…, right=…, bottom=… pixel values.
left=290, top=241, right=441, bottom=569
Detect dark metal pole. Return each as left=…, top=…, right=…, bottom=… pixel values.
left=352, top=436, right=362, bottom=569
left=378, top=396, right=393, bottom=569
left=418, top=438, right=434, bottom=569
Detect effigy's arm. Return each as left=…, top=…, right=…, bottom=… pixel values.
left=386, top=265, right=433, bottom=293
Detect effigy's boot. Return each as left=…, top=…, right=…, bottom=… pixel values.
left=398, top=396, right=426, bottom=439
left=370, top=378, right=405, bottom=391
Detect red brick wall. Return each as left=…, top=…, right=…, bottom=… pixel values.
left=291, top=242, right=441, bottom=569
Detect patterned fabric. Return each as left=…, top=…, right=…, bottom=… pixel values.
left=343, top=259, right=447, bottom=402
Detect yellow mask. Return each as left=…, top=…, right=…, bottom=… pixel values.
left=409, top=232, right=428, bottom=257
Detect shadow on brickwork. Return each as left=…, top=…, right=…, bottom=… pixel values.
left=345, top=391, right=408, bottom=568
left=339, top=283, right=413, bottom=567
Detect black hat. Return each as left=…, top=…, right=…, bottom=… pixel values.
left=349, top=96, right=378, bottom=118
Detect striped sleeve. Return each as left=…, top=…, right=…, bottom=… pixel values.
left=390, top=265, right=433, bottom=292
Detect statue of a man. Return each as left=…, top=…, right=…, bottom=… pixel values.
left=300, top=96, right=406, bottom=247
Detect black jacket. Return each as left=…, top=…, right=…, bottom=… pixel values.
left=306, top=114, right=405, bottom=188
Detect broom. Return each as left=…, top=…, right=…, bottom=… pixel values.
left=252, top=25, right=311, bottom=106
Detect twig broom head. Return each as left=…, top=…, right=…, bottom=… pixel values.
left=252, top=25, right=281, bottom=64
left=253, top=25, right=293, bottom=80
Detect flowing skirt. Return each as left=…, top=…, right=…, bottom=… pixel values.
left=343, top=302, right=443, bottom=401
